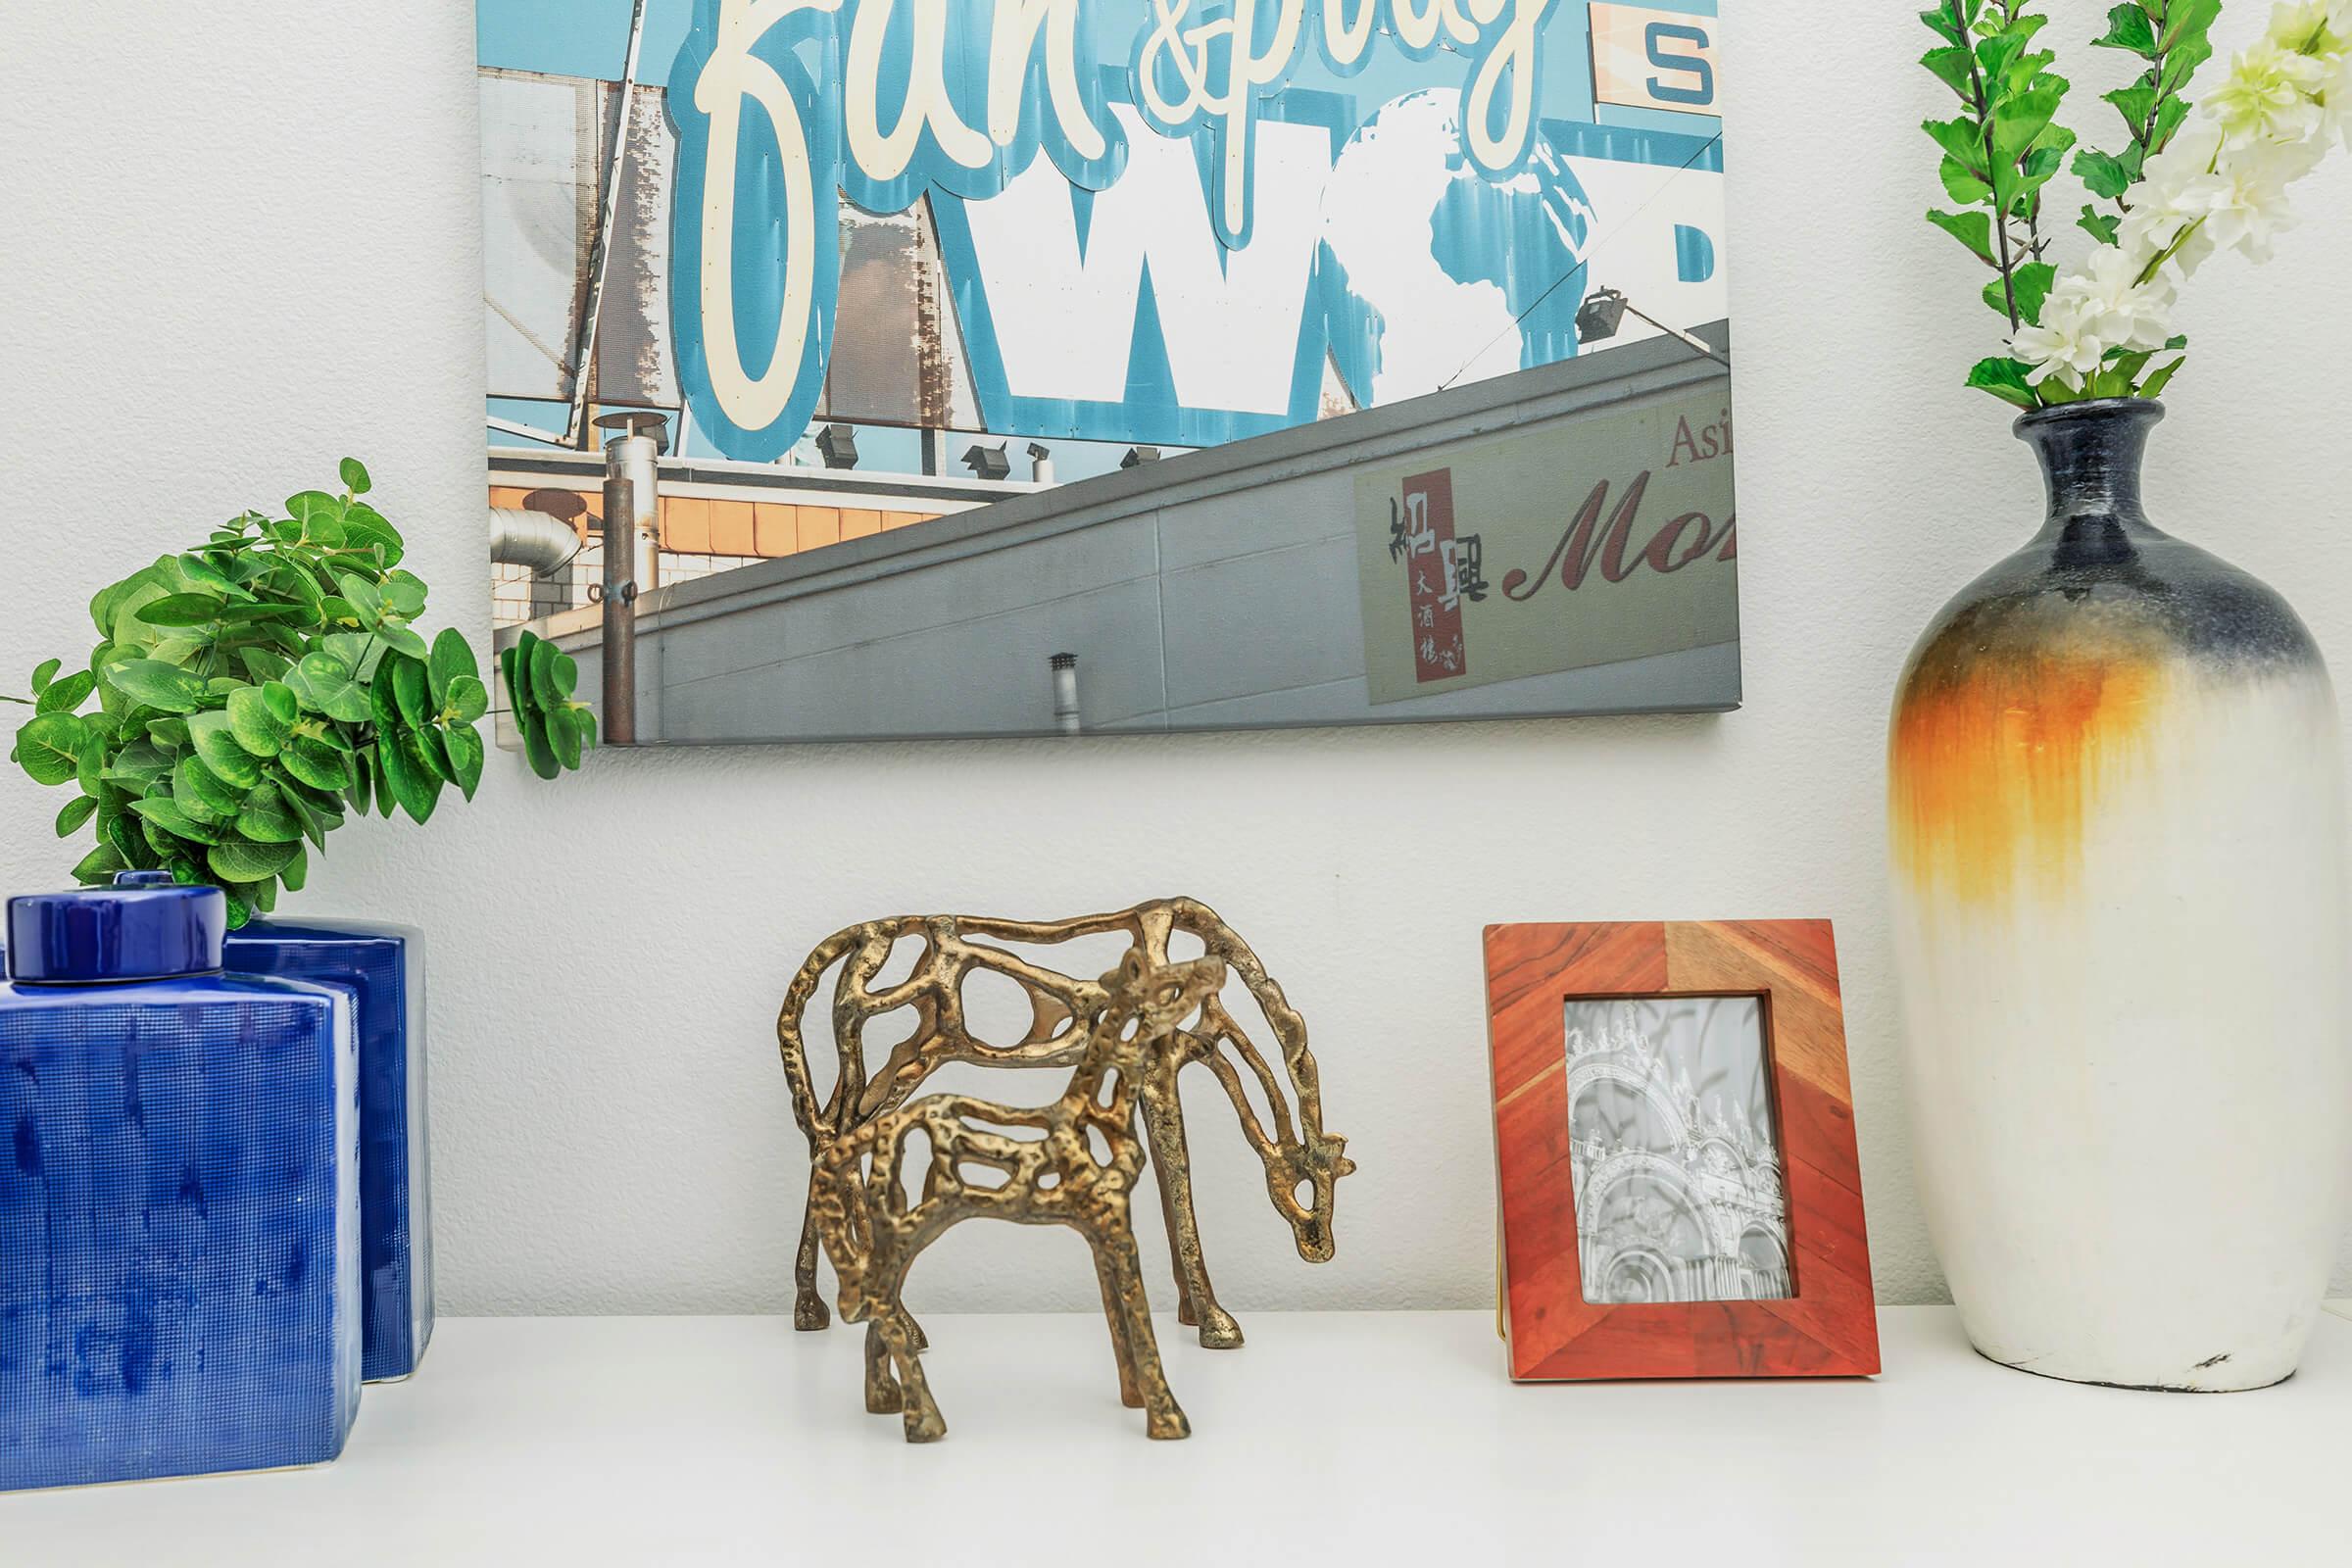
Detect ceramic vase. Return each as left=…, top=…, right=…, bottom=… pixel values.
left=227, top=915, right=434, bottom=1383
left=1888, top=398, right=2350, bottom=1392
left=0, top=878, right=360, bottom=1490
left=0, top=881, right=436, bottom=1384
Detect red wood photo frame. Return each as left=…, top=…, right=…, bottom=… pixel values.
left=1485, top=921, right=1879, bottom=1380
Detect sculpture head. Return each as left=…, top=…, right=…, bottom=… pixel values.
left=1108, top=927, right=1356, bottom=1265
left=1275, top=1130, right=1354, bottom=1263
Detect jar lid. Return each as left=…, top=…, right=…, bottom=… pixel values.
left=5, top=872, right=226, bottom=984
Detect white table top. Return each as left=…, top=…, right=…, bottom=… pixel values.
left=7, top=1305, right=2347, bottom=1565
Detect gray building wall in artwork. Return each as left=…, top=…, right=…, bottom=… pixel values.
left=503, top=326, right=1740, bottom=746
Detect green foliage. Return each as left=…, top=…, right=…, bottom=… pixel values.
left=1966, top=356, right=2042, bottom=411
left=1918, top=0, right=2076, bottom=406
left=502, top=631, right=594, bottom=783
left=1984, top=261, right=2056, bottom=323
left=1921, top=0, right=2212, bottom=409
left=2072, top=0, right=2220, bottom=244
left=5, top=464, right=594, bottom=927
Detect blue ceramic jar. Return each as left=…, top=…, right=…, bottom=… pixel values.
left=0, top=879, right=361, bottom=1491
left=225, top=916, right=433, bottom=1383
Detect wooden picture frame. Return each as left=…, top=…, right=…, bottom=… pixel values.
left=1485, top=921, right=1879, bottom=1380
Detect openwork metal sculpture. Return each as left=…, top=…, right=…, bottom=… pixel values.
left=776, top=899, right=1352, bottom=1441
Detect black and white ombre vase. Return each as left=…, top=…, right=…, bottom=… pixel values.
left=1888, top=398, right=2350, bottom=1391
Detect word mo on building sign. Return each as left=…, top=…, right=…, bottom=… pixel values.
left=667, top=0, right=1726, bottom=460
left=1356, top=381, right=1736, bottom=706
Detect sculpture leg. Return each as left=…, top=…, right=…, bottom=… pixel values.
left=794, top=1174, right=830, bottom=1332
left=1139, top=1085, right=1243, bottom=1348
left=1090, top=1225, right=1190, bottom=1440
left=1089, top=1232, right=1146, bottom=1408
left=876, top=1306, right=945, bottom=1443
left=863, top=1321, right=903, bottom=1414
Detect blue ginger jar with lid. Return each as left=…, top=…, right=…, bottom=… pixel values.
left=0, top=875, right=361, bottom=1491
left=226, top=916, right=432, bottom=1383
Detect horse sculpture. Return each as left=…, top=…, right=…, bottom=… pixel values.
left=776, top=899, right=1352, bottom=1349
left=775, top=900, right=1352, bottom=1440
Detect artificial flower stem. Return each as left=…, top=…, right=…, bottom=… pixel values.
left=1953, top=0, right=2025, bottom=331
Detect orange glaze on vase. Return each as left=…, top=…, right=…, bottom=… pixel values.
left=1889, top=612, right=2169, bottom=907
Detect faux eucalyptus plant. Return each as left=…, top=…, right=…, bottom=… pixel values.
left=6, top=462, right=592, bottom=925
left=1923, top=0, right=2350, bottom=408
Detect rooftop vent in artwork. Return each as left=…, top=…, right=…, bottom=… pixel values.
left=593, top=409, right=670, bottom=455
left=1026, top=442, right=1055, bottom=485
left=1120, top=446, right=1161, bottom=468
left=815, top=423, right=859, bottom=469
left=963, top=443, right=1011, bottom=481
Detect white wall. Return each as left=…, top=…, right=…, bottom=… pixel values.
left=6, top=5, right=2351, bottom=1318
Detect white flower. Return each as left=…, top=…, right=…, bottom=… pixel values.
left=2235, top=125, right=2331, bottom=183
left=2269, top=1, right=2340, bottom=49
left=2137, top=119, right=2225, bottom=200
left=2210, top=39, right=2329, bottom=145
left=2118, top=118, right=2297, bottom=270
left=2324, top=35, right=2352, bottom=146
left=2012, top=244, right=2180, bottom=388
left=2200, top=159, right=2299, bottom=260
left=2051, top=247, right=2180, bottom=354
left=2012, top=293, right=2114, bottom=386
left=2119, top=124, right=2224, bottom=273
left=2002, top=0, right=2348, bottom=398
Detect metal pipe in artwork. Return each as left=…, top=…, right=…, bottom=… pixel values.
left=600, top=473, right=639, bottom=747
left=596, top=410, right=666, bottom=595
left=1051, top=652, right=1081, bottom=735
left=563, top=0, right=652, bottom=447
left=1622, top=301, right=1730, bottom=366
left=488, top=508, right=584, bottom=578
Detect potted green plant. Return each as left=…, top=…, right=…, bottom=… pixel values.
left=1890, top=1, right=2351, bottom=1392
left=8, top=459, right=589, bottom=919
left=4, top=459, right=595, bottom=1384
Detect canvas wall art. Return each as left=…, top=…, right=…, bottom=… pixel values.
left=477, top=1, right=1737, bottom=743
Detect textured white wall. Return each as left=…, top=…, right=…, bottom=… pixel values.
left=5, top=4, right=2350, bottom=1317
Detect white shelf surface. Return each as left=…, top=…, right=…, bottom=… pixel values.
left=7, top=1305, right=2350, bottom=1565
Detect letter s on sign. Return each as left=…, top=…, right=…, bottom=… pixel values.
left=1589, top=5, right=1717, bottom=118
left=1643, top=22, right=1713, bottom=108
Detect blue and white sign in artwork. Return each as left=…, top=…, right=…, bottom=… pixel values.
left=478, top=0, right=1725, bottom=465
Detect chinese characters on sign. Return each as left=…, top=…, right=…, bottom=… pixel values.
left=1388, top=472, right=1492, bottom=685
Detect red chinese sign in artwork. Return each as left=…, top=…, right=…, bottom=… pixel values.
left=1388, top=468, right=1490, bottom=685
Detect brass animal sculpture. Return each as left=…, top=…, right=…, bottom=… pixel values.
left=775, top=901, right=1353, bottom=1441
left=776, top=899, right=1351, bottom=1352
left=806, top=952, right=1226, bottom=1441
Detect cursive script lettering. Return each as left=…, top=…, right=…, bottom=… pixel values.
left=845, top=0, right=993, bottom=183
left=1499, top=471, right=1734, bottom=601
left=1462, top=0, right=1555, bottom=173
left=1136, top=0, right=1549, bottom=242
left=694, top=0, right=842, bottom=431
left=672, top=0, right=1560, bottom=448
left=1318, top=0, right=1381, bottom=67
left=988, top=0, right=1108, bottom=158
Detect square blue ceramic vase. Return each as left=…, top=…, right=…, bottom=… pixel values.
left=1, top=879, right=361, bottom=1492
left=227, top=918, right=433, bottom=1383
